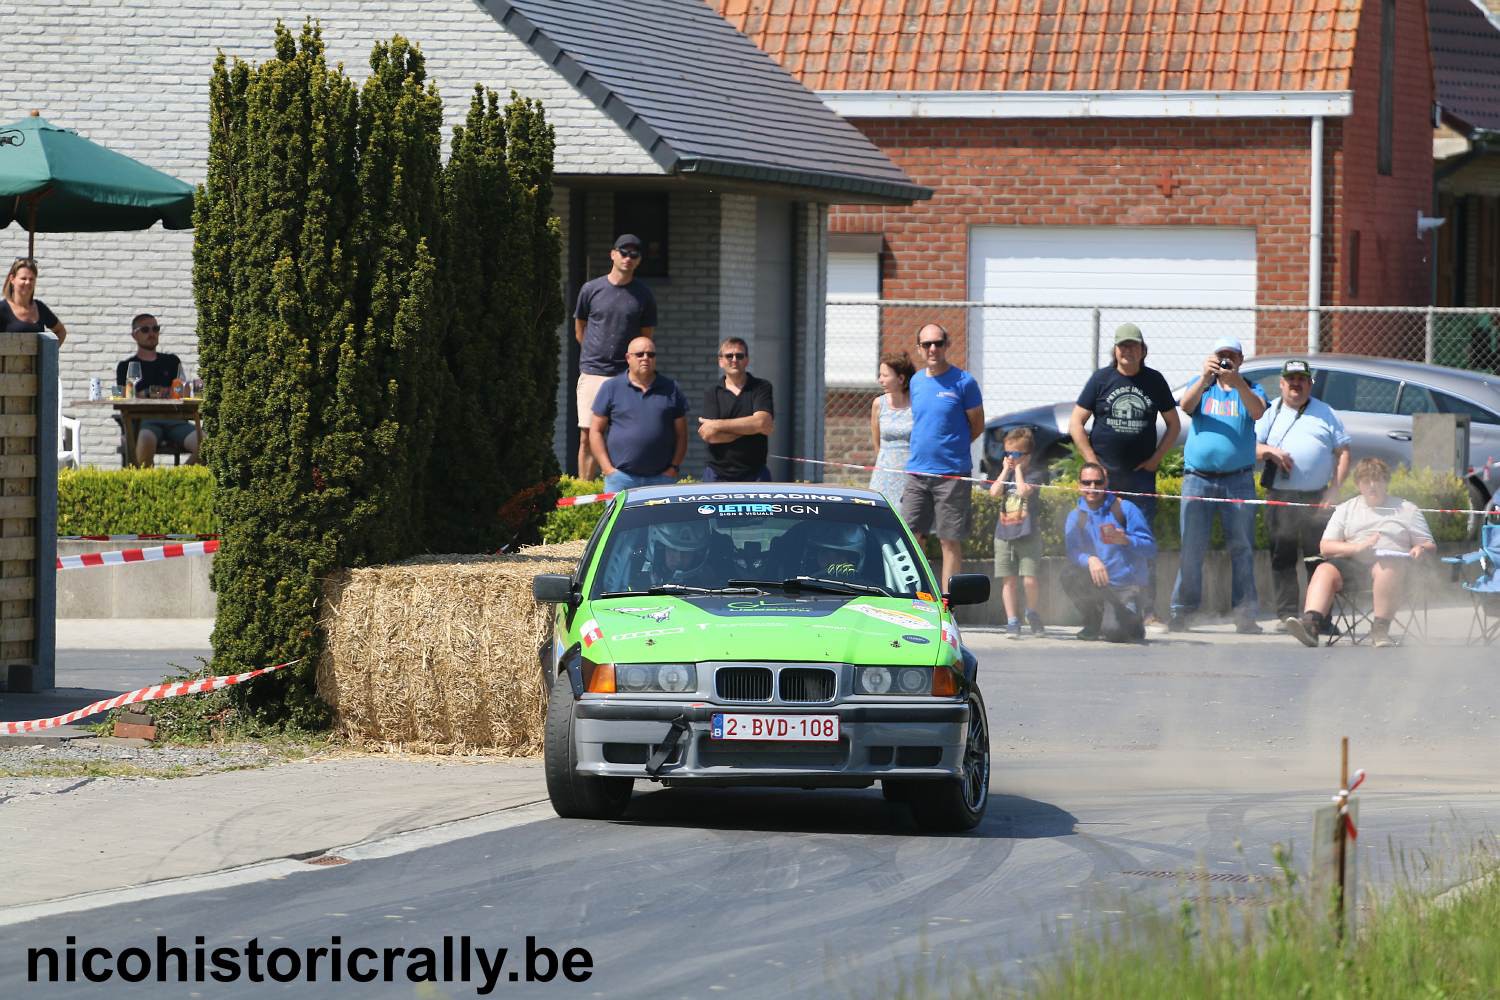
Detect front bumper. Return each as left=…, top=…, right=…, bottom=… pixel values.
left=572, top=699, right=970, bottom=786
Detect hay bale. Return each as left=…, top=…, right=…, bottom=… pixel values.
left=317, top=540, right=586, bottom=754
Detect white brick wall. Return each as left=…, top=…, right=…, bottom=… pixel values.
left=1, top=0, right=664, bottom=463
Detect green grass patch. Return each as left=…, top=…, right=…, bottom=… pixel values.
left=0, top=760, right=196, bottom=779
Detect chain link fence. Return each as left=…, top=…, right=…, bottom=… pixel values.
left=821, top=299, right=1500, bottom=484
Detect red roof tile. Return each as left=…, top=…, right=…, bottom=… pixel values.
left=710, top=0, right=1362, bottom=92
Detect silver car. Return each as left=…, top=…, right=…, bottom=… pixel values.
left=981, top=355, right=1500, bottom=507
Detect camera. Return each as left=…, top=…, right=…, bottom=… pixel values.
left=1259, top=459, right=1278, bottom=490
left=1218, top=358, right=1234, bottom=371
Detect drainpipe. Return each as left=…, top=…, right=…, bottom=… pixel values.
left=1308, top=116, right=1324, bottom=354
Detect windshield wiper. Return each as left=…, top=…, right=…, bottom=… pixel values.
left=598, top=584, right=766, bottom=598
left=727, top=577, right=891, bottom=597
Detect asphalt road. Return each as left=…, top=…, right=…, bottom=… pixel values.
left=6, top=630, right=1499, bottom=999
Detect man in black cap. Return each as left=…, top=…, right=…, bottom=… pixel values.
left=575, top=234, right=658, bottom=479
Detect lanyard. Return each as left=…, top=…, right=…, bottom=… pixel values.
left=1268, top=399, right=1309, bottom=450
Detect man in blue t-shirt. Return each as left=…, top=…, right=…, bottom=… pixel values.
left=1170, top=335, right=1268, bottom=633
left=902, top=323, right=985, bottom=590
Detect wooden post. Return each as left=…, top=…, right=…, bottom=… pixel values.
left=0, top=332, right=55, bottom=692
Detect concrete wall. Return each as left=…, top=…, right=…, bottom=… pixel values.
left=0, top=0, right=665, bottom=466
left=56, top=543, right=215, bottom=619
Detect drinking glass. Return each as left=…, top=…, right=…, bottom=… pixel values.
left=125, top=361, right=143, bottom=399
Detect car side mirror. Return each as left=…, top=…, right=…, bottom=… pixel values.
left=944, top=574, right=991, bottom=607
left=532, top=574, right=576, bottom=605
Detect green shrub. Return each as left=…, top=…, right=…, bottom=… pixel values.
left=58, top=467, right=216, bottom=535
left=540, top=475, right=609, bottom=543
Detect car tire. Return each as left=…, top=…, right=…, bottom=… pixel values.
left=544, top=669, right=633, bottom=820
left=906, top=689, right=989, bottom=832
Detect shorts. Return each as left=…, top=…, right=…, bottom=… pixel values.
left=993, top=531, right=1041, bottom=578
left=139, top=419, right=196, bottom=447
left=576, top=372, right=611, bottom=429
left=1326, top=557, right=1374, bottom=591
left=899, top=474, right=973, bottom=541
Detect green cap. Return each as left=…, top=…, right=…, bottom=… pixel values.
left=1282, top=359, right=1312, bottom=378
left=1114, top=323, right=1144, bottom=345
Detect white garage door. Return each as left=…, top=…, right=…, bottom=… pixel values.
left=968, top=226, right=1257, bottom=412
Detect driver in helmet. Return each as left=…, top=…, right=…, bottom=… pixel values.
left=647, top=520, right=713, bottom=586
left=805, top=523, right=868, bottom=580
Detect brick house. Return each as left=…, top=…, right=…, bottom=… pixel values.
left=715, top=0, right=1439, bottom=445
left=1, top=0, right=924, bottom=474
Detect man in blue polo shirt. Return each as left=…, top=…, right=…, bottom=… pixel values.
left=589, top=336, right=688, bottom=494
left=902, top=322, right=984, bottom=590
left=1170, top=336, right=1268, bottom=633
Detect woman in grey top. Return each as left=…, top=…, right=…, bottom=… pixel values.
left=869, top=351, right=915, bottom=504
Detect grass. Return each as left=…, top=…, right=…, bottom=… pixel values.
left=880, top=839, right=1500, bottom=1000
left=0, top=760, right=195, bottom=779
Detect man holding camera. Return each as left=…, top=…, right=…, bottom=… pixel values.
left=1169, top=336, right=1268, bottom=633
left=1255, top=359, right=1350, bottom=625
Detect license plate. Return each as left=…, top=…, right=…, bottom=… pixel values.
left=710, top=713, right=839, bottom=742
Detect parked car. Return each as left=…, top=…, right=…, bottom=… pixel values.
left=980, top=355, right=1500, bottom=509
left=532, top=482, right=992, bottom=831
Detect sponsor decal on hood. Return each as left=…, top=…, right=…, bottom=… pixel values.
left=602, top=605, right=673, bottom=623
left=849, top=605, right=937, bottom=630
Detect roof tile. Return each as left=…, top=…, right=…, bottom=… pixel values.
left=712, top=0, right=1348, bottom=92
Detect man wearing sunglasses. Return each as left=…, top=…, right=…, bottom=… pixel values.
left=115, top=313, right=199, bottom=465
left=589, top=336, right=688, bottom=495
left=575, top=234, right=658, bottom=479
left=903, top=322, right=985, bottom=590
left=1061, top=463, right=1156, bottom=642
left=698, top=337, right=774, bottom=481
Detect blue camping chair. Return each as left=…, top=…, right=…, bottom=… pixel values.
left=1443, top=505, right=1500, bottom=645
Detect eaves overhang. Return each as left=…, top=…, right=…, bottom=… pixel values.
left=819, top=90, right=1356, bottom=119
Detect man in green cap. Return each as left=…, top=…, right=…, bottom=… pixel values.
left=1070, top=322, right=1180, bottom=629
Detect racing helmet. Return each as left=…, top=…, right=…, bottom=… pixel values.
left=808, top=523, right=867, bottom=577
left=649, top=520, right=712, bottom=578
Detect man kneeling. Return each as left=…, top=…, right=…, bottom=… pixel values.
left=1062, top=463, right=1157, bottom=642
left=1286, top=457, right=1435, bottom=648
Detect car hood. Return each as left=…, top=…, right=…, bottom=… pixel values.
left=578, top=594, right=956, bottom=666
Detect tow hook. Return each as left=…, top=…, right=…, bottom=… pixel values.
left=645, top=715, right=692, bottom=778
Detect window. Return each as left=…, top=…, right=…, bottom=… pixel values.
left=1321, top=370, right=1398, bottom=414
left=825, top=250, right=882, bottom=386
left=1436, top=391, right=1500, bottom=426
left=1396, top=384, right=1438, bottom=416
left=1243, top=367, right=1283, bottom=403
left=1377, top=0, right=1395, bottom=176
left=613, top=192, right=669, bottom=278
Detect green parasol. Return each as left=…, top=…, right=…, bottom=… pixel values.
left=0, top=113, right=194, bottom=257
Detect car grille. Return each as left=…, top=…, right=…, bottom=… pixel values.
left=779, top=667, right=836, bottom=703
left=716, top=666, right=772, bottom=702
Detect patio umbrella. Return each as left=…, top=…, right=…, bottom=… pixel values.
left=0, top=114, right=194, bottom=257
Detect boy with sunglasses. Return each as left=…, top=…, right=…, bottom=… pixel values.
left=988, top=427, right=1045, bottom=637
left=575, top=234, right=658, bottom=479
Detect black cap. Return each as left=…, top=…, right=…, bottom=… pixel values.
left=613, top=233, right=643, bottom=252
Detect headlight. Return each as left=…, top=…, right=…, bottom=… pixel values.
left=614, top=663, right=698, bottom=694
left=854, top=666, right=932, bottom=696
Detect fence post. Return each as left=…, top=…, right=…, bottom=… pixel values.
left=1425, top=306, right=1436, bottom=364
left=1090, top=307, right=1101, bottom=370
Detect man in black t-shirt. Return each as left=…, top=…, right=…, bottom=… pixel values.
left=699, top=337, right=774, bottom=482
left=116, top=313, right=199, bottom=465
left=574, top=234, right=658, bottom=479
left=1069, top=323, right=1179, bottom=627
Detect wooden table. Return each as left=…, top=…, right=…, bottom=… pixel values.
left=72, top=398, right=201, bottom=466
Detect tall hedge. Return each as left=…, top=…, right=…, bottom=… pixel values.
left=425, top=88, right=563, bottom=552
left=193, top=24, right=453, bottom=727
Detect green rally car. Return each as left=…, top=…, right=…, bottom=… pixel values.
left=532, top=482, right=992, bottom=831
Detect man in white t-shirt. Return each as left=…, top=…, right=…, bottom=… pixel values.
left=1285, top=457, right=1435, bottom=648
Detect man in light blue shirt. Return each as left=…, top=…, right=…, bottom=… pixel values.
left=1170, top=335, right=1268, bottom=633
left=1255, top=358, right=1351, bottom=622
left=902, top=322, right=985, bottom=590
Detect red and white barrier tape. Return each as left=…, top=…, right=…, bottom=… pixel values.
left=1334, top=768, right=1366, bottom=840
left=773, top=455, right=1498, bottom=518
left=0, top=659, right=298, bottom=735
left=555, top=492, right=616, bottom=507
left=57, top=533, right=218, bottom=542
left=57, top=539, right=220, bottom=571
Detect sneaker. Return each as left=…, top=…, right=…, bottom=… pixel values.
left=1371, top=619, right=1395, bottom=648
left=1235, top=619, right=1264, bottom=635
left=1005, top=620, right=1022, bottom=639
left=1143, top=615, right=1169, bottom=635
left=1167, top=614, right=1189, bottom=633
left=1285, top=615, right=1319, bottom=648
left=1026, top=609, right=1045, bottom=636
left=1076, top=626, right=1101, bottom=641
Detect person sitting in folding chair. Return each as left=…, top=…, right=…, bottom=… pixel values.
left=1286, top=458, right=1435, bottom=648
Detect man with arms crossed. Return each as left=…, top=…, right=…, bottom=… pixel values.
left=575, top=234, right=657, bottom=479
left=902, top=323, right=984, bottom=590
left=698, top=337, right=774, bottom=482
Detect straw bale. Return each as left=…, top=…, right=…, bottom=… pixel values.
left=317, top=540, right=586, bottom=754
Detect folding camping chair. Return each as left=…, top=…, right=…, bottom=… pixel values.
left=1303, top=555, right=1427, bottom=646
left=1442, top=507, right=1500, bottom=646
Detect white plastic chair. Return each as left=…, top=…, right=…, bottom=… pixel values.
left=58, top=380, right=81, bottom=468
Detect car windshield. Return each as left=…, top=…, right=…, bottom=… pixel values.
left=590, top=497, right=934, bottom=599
